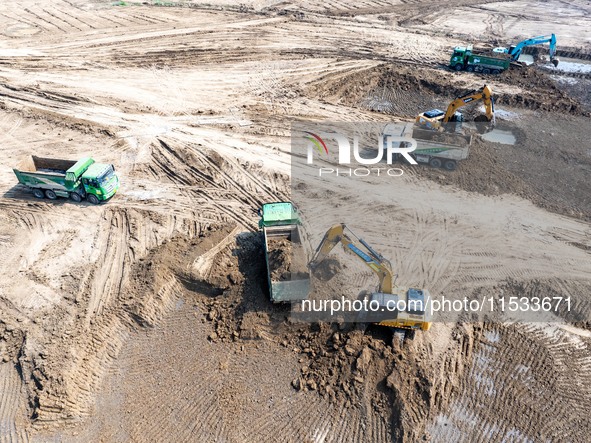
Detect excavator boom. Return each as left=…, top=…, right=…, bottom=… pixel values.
left=416, top=84, right=495, bottom=131
left=309, top=223, right=393, bottom=292
left=443, top=84, right=494, bottom=122
left=309, top=224, right=432, bottom=332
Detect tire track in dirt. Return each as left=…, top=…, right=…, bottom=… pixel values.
left=29, top=224, right=197, bottom=426
left=46, top=215, right=228, bottom=426
left=151, top=136, right=288, bottom=230
left=0, top=364, right=30, bottom=443
left=0, top=201, right=77, bottom=225
left=54, top=5, right=97, bottom=30
left=0, top=11, right=51, bottom=34
left=88, top=208, right=131, bottom=318
left=41, top=8, right=84, bottom=32
left=428, top=323, right=591, bottom=442
left=149, top=139, right=260, bottom=230
left=22, top=8, right=68, bottom=33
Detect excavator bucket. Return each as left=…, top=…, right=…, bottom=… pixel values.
left=551, top=57, right=560, bottom=67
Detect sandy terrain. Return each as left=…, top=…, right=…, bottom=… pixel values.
left=1, top=0, right=590, bottom=442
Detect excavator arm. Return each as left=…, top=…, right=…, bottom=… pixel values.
left=308, top=223, right=394, bottom=293
left=509, top=34, right=557, bottom=63
left=443, top=84, right=495, bottom=123
left=309, top=224, right=432, bottom=333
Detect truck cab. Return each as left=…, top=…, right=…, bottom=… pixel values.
left=449, top=45, right=472, bottom=69
left=80, top=162, right=119, bottom=203
left=259, top=202, right=300, bottom=229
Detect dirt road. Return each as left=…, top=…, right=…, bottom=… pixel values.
left=1, top=1, right=590, bottom=442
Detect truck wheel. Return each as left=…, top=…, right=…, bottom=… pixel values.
left=444, top=160, right=457, bottom=171
left=454, top=64, right=463, bottom=71
left=87, top=194, right=100, bottom=205
left=32, top=189, right=45, bottom=199
left=492, top=69, right=500, bottom=75
left=466, top=66, right=474, bottom=72
left=70, top=192, right=82, bottom=203
left=482, top=68, right=491, bottom=74
left=429, top=158, right=442, bottom=168
left=45, top=190, right=57, bottom=200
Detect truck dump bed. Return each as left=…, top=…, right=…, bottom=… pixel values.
left=412, top=127, right=471, bottom=161
left=16, top=156, right=77, bottom=176
left=14, top=156, right=96, bottom=185
left=264, top=224, right=310, bottom=303
left=384, top=123, right=470, bottom=163
left=412, top=127, right=471, bottom=147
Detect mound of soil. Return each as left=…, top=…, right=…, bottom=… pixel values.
left=267, top=237, right=308, bottom=281
left=310, top=257, right=342, bottom=282
left=497, top=66, right=588, bottom=115
left=120, top=227, right=463, bottom=442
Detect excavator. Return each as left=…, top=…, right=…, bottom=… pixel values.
left=415, top=84, right=495, bottom=132
left=493, top=33, right=559, bottom=67
left=308, top=223, right=432, bottom=336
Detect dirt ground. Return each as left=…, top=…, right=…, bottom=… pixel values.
left=1, top=1, right=591, bottom=442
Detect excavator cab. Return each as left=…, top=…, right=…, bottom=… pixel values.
left=416, top=109, right=463, bottom=132
left=367, top=289, right=432, bottom=331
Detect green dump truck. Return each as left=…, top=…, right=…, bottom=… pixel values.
left=13, top=156, right=119, bottom=204
left=449, top=45, right=511, bottom=74
left=259, top=202, right=310, bottom=303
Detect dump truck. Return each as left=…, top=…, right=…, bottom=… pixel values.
left=13, top=156, right=119, bottom=204
left=449, top=45, right=511, bottom=74
left=259, top=202, right=310, bottom=303
left=383, top=123, right=471, bottom=171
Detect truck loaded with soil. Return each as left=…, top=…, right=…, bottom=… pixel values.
left=260, top=202, right=310, bottom=302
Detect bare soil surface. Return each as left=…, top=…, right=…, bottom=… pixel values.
left=1, top=1, right=591, bottom=442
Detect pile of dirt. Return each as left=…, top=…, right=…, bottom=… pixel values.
left=413, top=127, right=472, bottom=147
left=307, top=64, right=443, bottom=117
left=0, top=321, right=25, bottom=364
left=310, top=257, right=342, bottom=282
left=267, top=237, right=308, bottom=281
left=497, top=66, right=588, bottom=115
left=268, top=238, right=295, bottom=281
left=126, top=227, right=459, bottom=441
left=288, top=325, right=380, bottom=401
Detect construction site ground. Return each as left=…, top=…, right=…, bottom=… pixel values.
left=1, top=1, right=591, bottom=442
